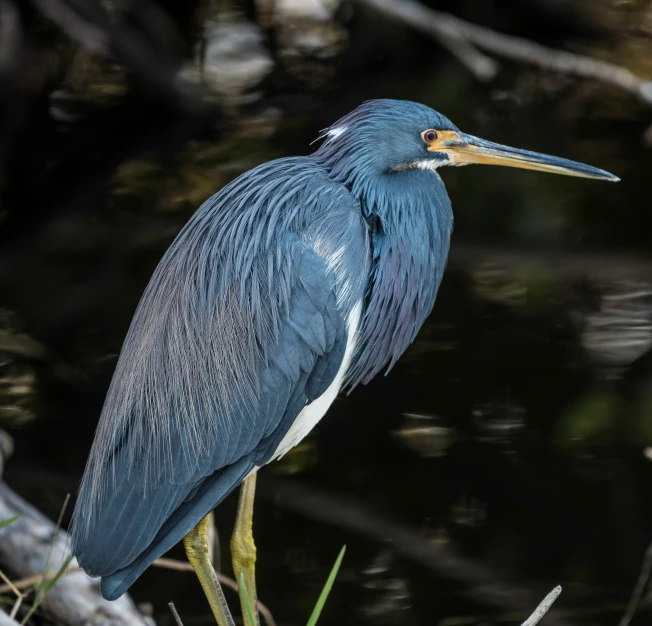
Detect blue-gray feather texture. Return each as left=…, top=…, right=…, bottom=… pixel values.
left=313, top=100, right=455, bottom=385
left=71, top=99, right=455, bottom=598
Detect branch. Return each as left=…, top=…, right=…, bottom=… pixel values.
left=619, top=538, right=652, bottom=626
left=0, top=432, right=153, bottom=626
left=523, top=586, right=562, bottom=626
left=358, top=0, right=497, bottom=81
left=167, top=603, right=184, bottom=626
left=358, top=0, right=652, bottom=105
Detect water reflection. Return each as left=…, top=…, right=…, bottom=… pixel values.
left=256, top=0, right=346, bottom=86
left=394, top=413, right=457, bottom=459
left=578, top=277, right=652, bottom=375
left=471, top=264, right=527, bottom=308
left=360, top=550, right=411, bottom=625
left=471, top=402, right=526, bottom=456
left=0, top=310, right=45, bottom=427
left=181, top=6, right=273, bottom=108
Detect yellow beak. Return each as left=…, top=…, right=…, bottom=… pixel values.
left=429, top=130, right=619, bottom=182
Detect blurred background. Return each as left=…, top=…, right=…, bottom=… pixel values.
left=1, top=0, right=652, bottom=625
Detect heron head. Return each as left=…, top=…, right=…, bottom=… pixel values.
left=314, top=99, right=618, bottom=182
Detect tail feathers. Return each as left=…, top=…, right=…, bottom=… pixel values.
left=74, top=475, right=190, bottom=576
left=100, top=456, right=255, bottom=601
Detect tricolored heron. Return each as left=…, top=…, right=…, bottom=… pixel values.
left=70, top=99, right=617, bottom=624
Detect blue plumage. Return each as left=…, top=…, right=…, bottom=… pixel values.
left=71, top=98, right=616, bottom=599
left=71, top=100, right=457, bottom=598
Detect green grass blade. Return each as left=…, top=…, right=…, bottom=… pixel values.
left=21, top=554, right=73, bottom=624
left=239, top=572, right=258, bottom=626
left=0, top=515, right=19, bottom=529
left=21, top=494, right=72, bottom=625
left=305, top=545, right=346, bottom=626
left=42, top=494, right=70, bottom=576
left=40, top=554, right=73, bottom=595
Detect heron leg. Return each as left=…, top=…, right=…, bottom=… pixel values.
left=231, top=470, right=259, bottom=626
left=183, top=515, right=235, bottom=626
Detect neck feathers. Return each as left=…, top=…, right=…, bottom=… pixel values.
left=343, top=168, right=453, bottom=388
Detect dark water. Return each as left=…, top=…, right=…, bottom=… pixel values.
left=2, top=1, right=652, bottom=625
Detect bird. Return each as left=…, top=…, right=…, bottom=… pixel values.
left=70, top=99, right=617, bottom=624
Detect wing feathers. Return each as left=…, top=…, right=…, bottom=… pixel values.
left=71, top=157, right=370, bottom=594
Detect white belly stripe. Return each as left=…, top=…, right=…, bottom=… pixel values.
left=271, top=300, right=362, bottom=460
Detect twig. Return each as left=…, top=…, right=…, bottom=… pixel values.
left=522, top=586, right=562, bottom=626
left=0, top=569, right=23, bottom=620
left=0, top=569, right=22, bottom=602
left=19, top=494, right=72, bottom=625
left=8, top=600, right=20, bottom=624
left=0, top=569, right=79, bottom=594
left=153, top=559, right=276, bottom=626
left=168, top=602, right=184, bottom=626
left=358, top=0, right=652, bottom=105
left=38, top=493, right=70, bottom=589
left=618, top=538, right=652, bottom=626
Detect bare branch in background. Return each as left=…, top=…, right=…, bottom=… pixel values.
left=428, top=28, right=498, bottom=82
left=358, top=0, right=652, bottom=106
left=619, top=538, right=652, bottom=626
left=357, top=0, right=498, bottom=81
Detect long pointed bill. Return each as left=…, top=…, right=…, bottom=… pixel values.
left=430, top=131, right=619, bottom=182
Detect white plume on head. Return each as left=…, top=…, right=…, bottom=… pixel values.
left=326, top=126, right=347, bottom=139
left=313, top=125, right=348, bottom=145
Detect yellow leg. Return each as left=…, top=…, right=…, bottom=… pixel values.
left=231, top=471, right=259, bottom=626
left=184, top=515, right=235, bottom=626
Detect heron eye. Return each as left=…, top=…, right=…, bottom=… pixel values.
left=422, top=129, right=438, bottom=143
